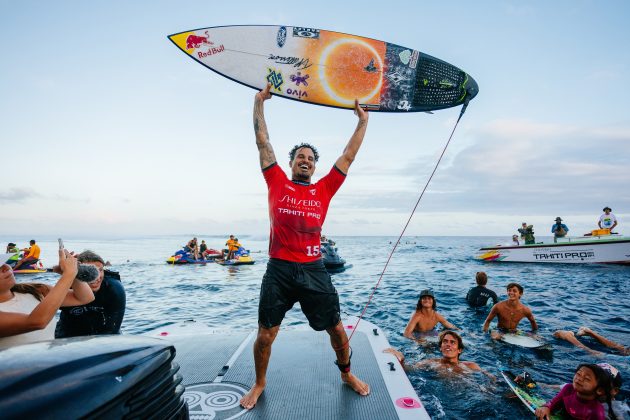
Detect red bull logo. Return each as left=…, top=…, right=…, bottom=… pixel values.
left=186, top=31, right=214, bottom=49
left=197, top=45, right=225, bottom=58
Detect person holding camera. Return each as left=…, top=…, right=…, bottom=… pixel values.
left=55, top=250, right=126, bottom=338
left=518, top=222, right=536, bottom=245
left=0, top=249, right=94, bottom=348
left=551, top=217, right=569, bottom=242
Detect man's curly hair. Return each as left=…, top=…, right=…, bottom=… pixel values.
left=289, top=143, right=319, bottom=163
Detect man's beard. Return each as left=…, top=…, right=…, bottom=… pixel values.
left=292, top=171, right=310, bottom=182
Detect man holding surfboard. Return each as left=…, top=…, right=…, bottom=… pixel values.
left=240, top=83, right=370, bottom=410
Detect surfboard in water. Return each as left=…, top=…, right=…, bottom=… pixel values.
left=500, top=331, right=547, bottom=348
left=500, top=369, right=561, bottom=420
left=168, top=25, right=478, bottom=112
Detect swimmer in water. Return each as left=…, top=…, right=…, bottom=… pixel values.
left=482, top=282, right=538, bottom=340
left=385, top=331, right=494, bottom=379
left=403, top=289, right=458, bottom=341
left=553, top=326, right=629, bottom=357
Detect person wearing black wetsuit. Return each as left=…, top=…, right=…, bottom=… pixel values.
left=466, top=271, right=498, bottom=308
left=55, top=250, right=126, bottom=338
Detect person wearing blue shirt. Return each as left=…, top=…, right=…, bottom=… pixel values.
left=551, top=217, right=569, bottom=242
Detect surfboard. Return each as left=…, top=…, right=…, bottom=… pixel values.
left=500, top=330, right=547, bottom=348
left=500, top=369, right=560, bottom=420
left=168, top=25, right=478, bottom=112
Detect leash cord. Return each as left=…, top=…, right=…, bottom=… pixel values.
left=339, top=100, right=471, bottom=348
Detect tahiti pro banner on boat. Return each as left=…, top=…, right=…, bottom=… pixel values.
left=168, top=25, right=478, bottom=112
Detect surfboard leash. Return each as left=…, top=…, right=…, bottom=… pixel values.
left=339, top=99, right=471, bottom=348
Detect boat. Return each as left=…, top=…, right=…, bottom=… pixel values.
left=321, top=239, right=347, bottom=272
left=2, top=252, right=47, bottom=274
left=216, top=247, right=255, bottom=266
left=166, top=248, right=222, bottom=264
left=476, top=230, right=630, bottom=264
left=0, top=317, right=429, bottom=419
left=145, top=317, right=430, bottom=419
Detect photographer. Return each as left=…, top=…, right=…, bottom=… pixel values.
left=517, top=223, right=536, bottom=245
left=0, top=249, right=94, bottom=348
left=55, top=250, right=126, bottom=338
left=551, top=217, right=569, bottom=242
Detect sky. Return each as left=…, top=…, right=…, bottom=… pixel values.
left=1, top=0, right=629, bottom=239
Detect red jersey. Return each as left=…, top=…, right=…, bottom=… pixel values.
left=263, top=163, right=345, bottom=262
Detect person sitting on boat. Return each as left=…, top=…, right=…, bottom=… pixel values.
left=0, top=249, right=94, bottom=348
left=511, top=235, right=520, bottom=246
left=384, top=331, right=493, bottom=378
left=5, top=243, right=19, bottom=255
left=466, top=272, right=499, bottom=308
left=598, top=207, right=618, bottom=233
left=553, top=326, right=629, bottom=357
left=54, top=250, right=126, bottom=339
left=224, top=235, right=236, bottom=259
left=199, top=240, right=208, bottom=260
left=482, top=282, right=538, bottom=340
left=551, top=217, right=569, bottom=243
left=13, top=239, right=41, bottom=271
left=517, top=223, right=536, bottom=245
left=404, top=289, right=459, bottom=340
left=5, top=243, right=20, bottom=268
left=227, top=237, right=242, bottom=260
left=185, top=238, right=200, bottom=260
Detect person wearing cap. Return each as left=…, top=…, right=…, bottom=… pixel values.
left=598, top=207, right=618, bottom=232
left=553, top=326, right=629, bottom=357
left=482, top=282, right=538, bottom=339
left=54, top=250, right=126, bottom=339
left=404, top=289, right=458, bottom=339
left=551, top=217, right=569, bottom=243
left=518, top=223, right=536, bottom=245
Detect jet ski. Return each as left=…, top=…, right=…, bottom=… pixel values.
left=3, top=252, right=46, bottom=274
left=166, top=248, right=221, bottom=265
left=321, top=239, right=346, bottom=272
left=13, top=261, right=47, bottom=274
left=216, top=247, right=255, bottom=266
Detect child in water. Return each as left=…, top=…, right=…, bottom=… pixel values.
left=535, top=363, right=616, bottom=420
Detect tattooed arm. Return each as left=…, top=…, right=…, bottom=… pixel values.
left=254, top=83, right=277, bottom=169
left=335, top=99, right=369, bottom=174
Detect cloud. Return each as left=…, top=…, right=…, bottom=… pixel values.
left=341, top=119, right=630, bottom=217
left=0, top=188, right=41, bottom=203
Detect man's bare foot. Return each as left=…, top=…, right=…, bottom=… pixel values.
left=553, top=330, right=574, bottom=340
left=576, top=326, right=592, bottom=337
left=240, top=384, right=265, bottom=410
left=587, top=349, right=605, bottom=357
left=341, top=372, right=370, bottom=396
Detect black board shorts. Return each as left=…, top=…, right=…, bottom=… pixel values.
left=259, top=258, right=341, bottom=331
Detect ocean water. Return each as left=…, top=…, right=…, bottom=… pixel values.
left=5, top=235, right=629, bottom=419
